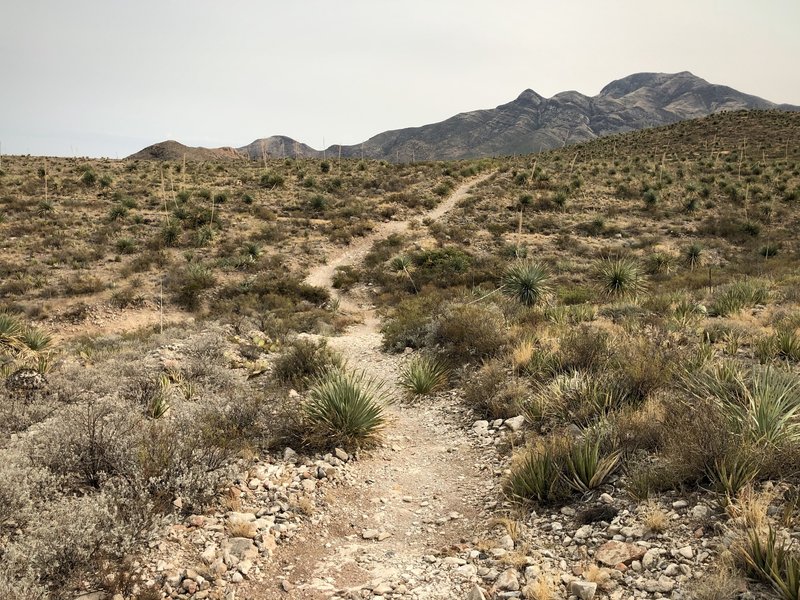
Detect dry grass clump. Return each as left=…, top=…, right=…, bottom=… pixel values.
left=640, top=500, right=669, bottom=533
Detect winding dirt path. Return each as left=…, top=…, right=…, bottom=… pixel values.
left=243, top=174, right=496, bottom=599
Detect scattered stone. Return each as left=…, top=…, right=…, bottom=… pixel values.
left=504, top=415, right=525, bottom=432
left=569, top=580, right=598, bottom=600
left=495, top=569, right=520, bottom=591
left=467, top=585, right=487, bottom=600
left=595, top=541, right=646, bottom=567
left=222, top=538, right=258, bottom=562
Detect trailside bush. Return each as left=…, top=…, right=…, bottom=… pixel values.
left=428, top=302, right=508, bottom=364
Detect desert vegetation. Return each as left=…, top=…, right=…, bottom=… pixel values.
left=1, top=110, right=799, bottom=598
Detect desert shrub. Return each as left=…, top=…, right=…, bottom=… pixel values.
left=381, top=293, right=442, bottom=352
left=501, top=260, right=551, bottom=306
left=612, top=334, right=676, bottom=404
left=110, top=285, right=147, bottom=308
left=464, top=359, right=506, bottom=415
left=398, top=354, right=449, bottom=397
left=272, top=337, right=342, bottom=391
left=166, top=262, right=216, bottom=310
left=260, top=172, right=284, bottom=188
left=332, top=265, right=360, bottom=290
left=556, top=325, right=612, bottom=373
left=611, top=397, right=666, bottom=454
left=428, top=302, right=508, bottom=363
left=410, top=247, right=473, bottom=288
left=28, top=397, right=138, bottom=489
left=114, top=237, right=136, bottom=255
left=6, top=489, right=157, bottom=596
left=709, top=279, right=770, bottom=317
left=594, top=257, right=647, bottom=298
left=302, top=369, right=389, bottom=450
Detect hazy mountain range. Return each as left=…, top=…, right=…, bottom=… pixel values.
left=129, top=71, right=799, bottom=162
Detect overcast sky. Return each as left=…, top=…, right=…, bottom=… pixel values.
left=1, top=0, right=798, bottom=158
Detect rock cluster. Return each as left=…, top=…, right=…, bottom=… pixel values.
left=138, top=447, right=353, bottom=599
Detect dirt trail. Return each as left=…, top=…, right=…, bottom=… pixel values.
left=244, top=174, right=495, bottom=599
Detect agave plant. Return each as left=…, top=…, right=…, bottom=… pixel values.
left=398, top=354, right=449, bottom=397
left=502, top=260, right=551, bottom=307
left=304, top=369, right=390, bottom=449
left=594, top=258, right=647, bottom=298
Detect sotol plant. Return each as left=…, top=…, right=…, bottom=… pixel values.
left=502, top=260, right=552, bottom=307
left=594, top=257, right=647, bottom=298
left=303, top=369, right=390, bottom=449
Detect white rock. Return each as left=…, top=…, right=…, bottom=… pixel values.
left=504, top=415, right=525, bottom=431
left=569, top=580, right=598, bottom=600
left=499, top=534, right=515, bottom=550
left=495, top=569, right=519, bottom=591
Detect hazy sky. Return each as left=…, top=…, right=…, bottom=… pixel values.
left=2, top=0, right=798, bottom=157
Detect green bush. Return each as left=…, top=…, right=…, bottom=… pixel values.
left=167, top=263, right=216, bottom=310
left=272, top=338, right=342, bottom=391
left=429, top=302, right=507, bottom=364
left=381, top=294, right=441, bottom=352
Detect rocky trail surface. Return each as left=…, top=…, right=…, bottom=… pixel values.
left=241, top=174, right=499, bottom=599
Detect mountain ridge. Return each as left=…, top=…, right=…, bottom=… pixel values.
left=127, top=71, right=799, bottom=162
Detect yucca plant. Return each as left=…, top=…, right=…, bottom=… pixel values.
left=741, top=527, right=800, bottom=600
left=687, top=365, right=800, bottom=445
left=594, top=258, right=647, bottom=298
left=684, top=243, right=703, bottom=270
left=398, top=354, right=449, bottom=397
left=389, top=255, right=418, bottom=292
left=745, top=368, right=800, bottom=445
left=304, top=369, right=390, bottom=449
left=565, top=433, right=621, bottom=492
left=776, top=330, right=800, bottom=362
left=502, top=260, right=551, bottom=307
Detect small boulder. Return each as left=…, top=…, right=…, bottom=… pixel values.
left=569, top=580, right=598, bottom=600
left=595, top=541, right=646, bottom=567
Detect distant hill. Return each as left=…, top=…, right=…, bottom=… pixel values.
left=129, top=72, right=799, bottom=161
left=127, top=140, right=245, bottom=161
left=237, top=135, right=323, bottom=160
